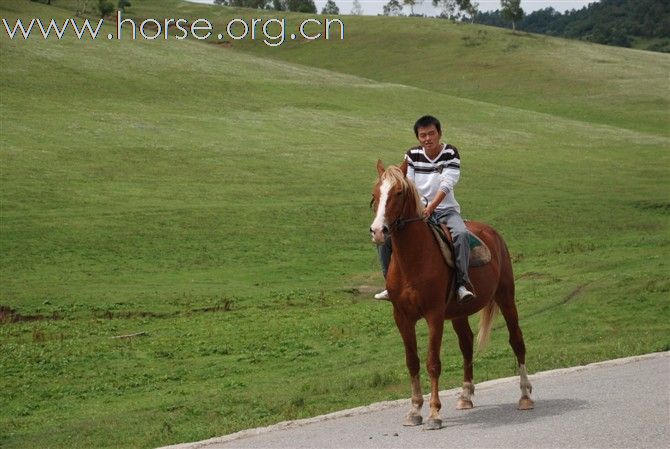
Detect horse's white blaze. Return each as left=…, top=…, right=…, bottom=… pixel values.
left=370, top=179, right=391, bottom=243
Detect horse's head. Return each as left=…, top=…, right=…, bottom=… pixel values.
left=370, top=159, right=422, bottom=245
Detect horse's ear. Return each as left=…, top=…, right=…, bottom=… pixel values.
left=400, top=159, right=408, bottom=176
left=376, top=159, right=385, bottom=176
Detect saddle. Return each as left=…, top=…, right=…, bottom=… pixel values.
left=427, top=220, right=491, bottom=269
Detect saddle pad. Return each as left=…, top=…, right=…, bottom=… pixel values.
left=429, top=223, right=492, bottom=268
left=429, top=225, right=454, bottom=268
left=467, top=230, right=492, bottom=267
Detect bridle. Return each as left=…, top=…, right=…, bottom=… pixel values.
left=389, top=215, right=424, bottom=233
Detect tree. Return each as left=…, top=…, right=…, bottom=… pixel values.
left=456, top=0, right=471, bottom=10
left=473, top=9, right=507, bottom=27
left=403, top=0, right=417, bottom=15
left=97, top=0, right=114, bottom=18
left=321, top=0, right=339, bottom=14
left=288, top=0, right=317, bottom=12
left=350, top=0, right=363, bottom=15
left=500, top=0, right=524, bottom=30
left=433, top=0, right=477, bottom=20
left=521, top=7, right=561, bottom=34
left=270, top=0, right=315, bottom=11
left=462, top=0, right=479, bottom=22
left=383, top=0, right=403, bottom=16
left=118, top=0, right=130, bottom=12
left=74, top=0, right=93, bottom=16
left=216, top=0, right=271, bottom=7
left=433, top=0, right=457, bottom=19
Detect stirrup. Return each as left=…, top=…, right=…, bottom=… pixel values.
left=457, top=285, right=474, bottom=304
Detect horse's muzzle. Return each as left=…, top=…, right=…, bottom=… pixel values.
left=370, top=225, right=388, bottom=245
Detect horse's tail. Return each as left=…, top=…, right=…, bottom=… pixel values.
left=476, top=300, right=499, bottom=352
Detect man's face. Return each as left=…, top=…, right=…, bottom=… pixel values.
left=416, top=125, right=441, bottom=154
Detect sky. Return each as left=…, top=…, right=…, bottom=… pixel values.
left=189, top=0, right=597, bottom=16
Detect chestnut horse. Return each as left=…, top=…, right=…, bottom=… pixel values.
left=369, top=160, right=534, bottom=430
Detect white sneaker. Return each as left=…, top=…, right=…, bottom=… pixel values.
left=374, top=289, right=389, bottom=300
left=457, top=285, right=475, bottom=303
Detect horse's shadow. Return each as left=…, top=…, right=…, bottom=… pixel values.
left=441, top=398, right=589, bottom=429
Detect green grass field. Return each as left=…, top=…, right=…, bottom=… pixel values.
left=1, top=1, right=668, bottom=448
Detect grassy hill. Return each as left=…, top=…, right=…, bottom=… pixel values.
left=128, top=0, right=669, bottom=136
left=1, top=1, right=668, bottom=448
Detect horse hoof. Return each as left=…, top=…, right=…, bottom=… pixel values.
left=456, top=399, right=474, bottom=410
left=518, top=397, right=535, bottom=410
left=403, top=414, right=422, bottom=426
left=424, top=418, right=442, bottom=430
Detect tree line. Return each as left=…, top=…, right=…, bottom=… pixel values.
left=474, top=0, right=670, bottom=52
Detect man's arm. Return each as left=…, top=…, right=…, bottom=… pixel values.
left=438, top=145, right=461, bottom=197
left=423, top=189, right=446, bottom=218
left=425, top=146, right=461, bottom=217
left=439, top=166, right=460, bottom=193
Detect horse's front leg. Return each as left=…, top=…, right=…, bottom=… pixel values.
left=393, top=309, right=423, bottom=426
left=405, top=373, right=423, bottom=426
left=425, top=313, right=445, bottom=430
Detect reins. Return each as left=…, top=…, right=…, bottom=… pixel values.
left=389, top=215, right=425, bottom=232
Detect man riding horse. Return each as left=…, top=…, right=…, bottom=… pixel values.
left=369, top=145, right=534, bottom=429
left=375, top=115, right=475, bottom=303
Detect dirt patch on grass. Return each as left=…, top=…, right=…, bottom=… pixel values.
left=516, top=271, right=551, bottom=280
left=563, top=284, right=586, bottom=303
left=341, top=284, right=384, bottom=297
left=1, top=302, right=235, bottom=325
left=631, top=200, right=670, bottom=215
left=93, top=304, right=234, bottom=320
left=0, top=305, right=61, bottom=324
left=208, top=40, right=233, bottom=48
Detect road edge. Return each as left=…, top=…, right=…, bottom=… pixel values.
left=158, top=351, right=669, bottom=449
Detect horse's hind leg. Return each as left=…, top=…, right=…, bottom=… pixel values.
left=496, top=278, right=534, bottom=410
left=452, top=318, right=475, bottom=409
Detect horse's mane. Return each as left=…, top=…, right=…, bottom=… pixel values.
left=381, top=165, right=424, bottom=217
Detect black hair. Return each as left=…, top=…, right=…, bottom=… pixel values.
left=413, top=115, right=441, bottom=137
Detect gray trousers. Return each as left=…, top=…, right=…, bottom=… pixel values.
left=378, top=208, right=471, bottom=286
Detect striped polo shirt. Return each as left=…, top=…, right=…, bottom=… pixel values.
left=405, top=143, right=462, bottom=213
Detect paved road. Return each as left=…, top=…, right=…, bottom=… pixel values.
left=161, top=352, right=669, bottom=449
